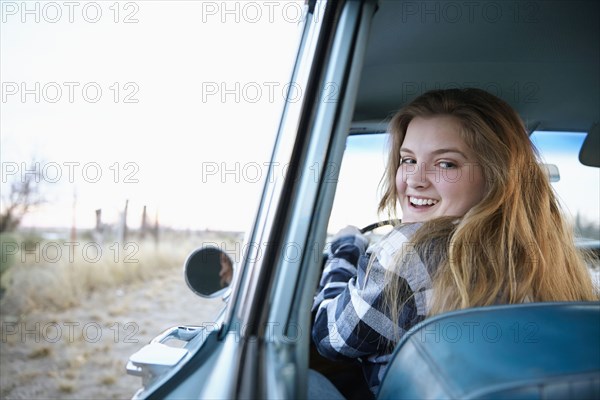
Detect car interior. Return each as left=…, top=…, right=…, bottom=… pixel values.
left=352, top=0, right=598, bottom=132
left=309, top=1, right=599, bottom=399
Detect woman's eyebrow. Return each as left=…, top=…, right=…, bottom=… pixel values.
left=400, top=147, right=468, bottom=158
left=431, top=148, right=468, bottom=158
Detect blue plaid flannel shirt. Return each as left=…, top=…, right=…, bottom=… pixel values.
left=312, top=223, right=436, bottom=394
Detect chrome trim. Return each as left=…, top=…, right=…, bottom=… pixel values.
left=150, top=325, right=203, bottom=344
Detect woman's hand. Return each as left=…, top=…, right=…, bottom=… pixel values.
left=332, top=225, right=365, bottom=242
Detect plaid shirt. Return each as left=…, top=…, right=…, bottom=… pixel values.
left=312, top=223, right=436, bottom=394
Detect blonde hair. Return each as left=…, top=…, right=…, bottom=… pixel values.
left=378, top=88, right=597, bottom=330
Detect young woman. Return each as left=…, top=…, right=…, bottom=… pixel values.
left=312, top=88, right=598, bottom=395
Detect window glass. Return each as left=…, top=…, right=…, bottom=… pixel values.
left=328, top=134, right=389, bottom=234
left=0, top=2, right=302, bottom=398
left=530, top=131, right=600, bottom=240
left=329, top=131, right=600, bottom=242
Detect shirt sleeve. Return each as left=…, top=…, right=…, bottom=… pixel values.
left=311, top=234, right=368, bottom=313
left=311, top=224, right=431, bottom=362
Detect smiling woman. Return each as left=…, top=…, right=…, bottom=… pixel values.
left=312, top=88, right=598, bottom=395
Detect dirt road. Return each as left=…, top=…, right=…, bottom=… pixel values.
left=0, top=268, right=224, bottom=399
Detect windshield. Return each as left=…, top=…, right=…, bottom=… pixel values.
left=328, top=131, right=600, bottom=241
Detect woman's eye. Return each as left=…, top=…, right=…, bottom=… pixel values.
left=400, top=157, right=416, bottom=164
left=438, top=161, right=457, bottom=169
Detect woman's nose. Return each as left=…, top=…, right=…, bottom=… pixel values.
left=404, top=163, right=431, bottom=188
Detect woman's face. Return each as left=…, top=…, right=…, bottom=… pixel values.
left=396, top=115, right=486, bottom=223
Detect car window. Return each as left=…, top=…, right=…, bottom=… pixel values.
left=0, top=3, right=302, bottom=399
left=329, top=131, right=600, bottom=242
left=530, top=131, right=600, bottom=240
left=328, top=134, right=388, bottom=234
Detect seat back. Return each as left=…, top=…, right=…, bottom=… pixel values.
left=378, top=302, right=600, bottom=399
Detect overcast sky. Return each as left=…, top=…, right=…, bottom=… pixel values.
left=1, top=0, right=304, bottom=232
left=2, top=1, right=598, bottom=236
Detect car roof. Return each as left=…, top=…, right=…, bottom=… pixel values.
left=352, top=0, right=599, bottom=133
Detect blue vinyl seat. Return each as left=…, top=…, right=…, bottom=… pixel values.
left=378, top=302, right=600, bottom=399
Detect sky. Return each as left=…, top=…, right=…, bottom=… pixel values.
left=327, top=132, right=600, bottom=236
left=529, top=131, right=600, bottom=232
left=1, top=0, right=305, bottom=232
left=2, top=1, right=598, bottom=236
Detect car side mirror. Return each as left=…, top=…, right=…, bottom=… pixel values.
left=184, top=247, right=233, bottom=298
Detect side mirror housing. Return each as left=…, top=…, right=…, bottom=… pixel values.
left=184, top=247, right=233, bottom=298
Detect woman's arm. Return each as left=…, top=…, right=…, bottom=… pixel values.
left=312, top=233, right=368, bottom=309
left=312, top=232, right=396, bottom=360
left=312, top=224, right=429, bottom=361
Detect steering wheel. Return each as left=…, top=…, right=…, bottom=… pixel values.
left=360, top=219, right=400, bottom=234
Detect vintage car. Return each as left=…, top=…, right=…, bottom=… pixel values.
left=126, top=0, right=600, bottom=398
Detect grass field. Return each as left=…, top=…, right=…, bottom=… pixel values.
left=0, top=228, right=241, bottom=399
left=0, top=228, right=242, bottom=315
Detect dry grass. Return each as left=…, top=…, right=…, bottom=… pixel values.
left=58, top=382, right=75, bottom=393
left=0, top=229, right=242, bottom=316
left=28, top=347, right=52, bottom=359
left=99, top=375, right=117, bottom=385
left=0, top=228, right=234, bottom=400
left=64, top=371, right=77, bottom=380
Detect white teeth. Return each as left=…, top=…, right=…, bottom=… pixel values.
left=410, top=197, right=438, bottom=206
